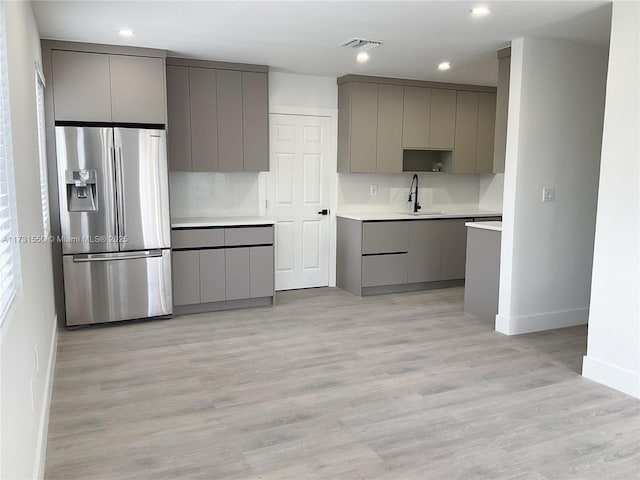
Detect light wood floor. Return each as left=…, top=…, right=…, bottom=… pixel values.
left=45, top=287, right=639, bottom=479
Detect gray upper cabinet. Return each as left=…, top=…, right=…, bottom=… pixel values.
left=166, top=65, right=192, bottom=171
left=51, top=50, right=166, bottom=124
left=51, top=50, right=112, bottom=122
left=166, top=59, right=269, bottom=172
left=338, top=82, right=378, bottom=173
left=453, top=90, right=497, bottom=175
left=493, top=49, right=511, bottom=174
left=337, top=76, right=495, bottom=174
left=429, top=89, right=457, bottom=149
left=109, top=55, right=166, bottom=124
left=476, top=92, right=497, bottom=174
left=190, top=67, right=218, bottom=171
left=453, top=91, right=479, bottom=174
left=217, top=70, right=244, bottom=172
left=242, top=72, right=269, bottom=172
left=376, top=84, right=404, bottom=173
left=402, top=87, right=431, bottom=149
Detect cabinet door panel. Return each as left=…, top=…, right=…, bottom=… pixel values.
left=440, top=220, right=469, bottom=280
left=376, top=84, right=404, bottom=173
left=408, top=221, right=442, bottom=283
left=200, top=249, right=226, bottom=303
left=362, top=222, right=409, bottom=254
left=476, top=93, right=496, bottom=174
left=429, top=89, right=456, bottom=149
left=402, top=87, right=430, bottom=149
left=217, top=70, right=244, bottom=172
left=51, top=50, right=112, bottom=122
left=453, top=91, right=479, bottom=174
left=190, top=67, right=219, bottom=171
left=225, top=227, right=274, bottom=246
left=242, top=72, right=269, bottom=171
left=109, top=55, right=166, bottom=124
left=166, top=65, right=192, bottom=171
left=172, top=250, right=200, bottom=306
left=362, top=254, right=408, bottom=287
left=493, top=55, right=510, bottom=174
left=250, top=246, right=274, bottom=298
left=350, top=82, right=378, bottom=173
left=225, top=248, right=250, bottom=300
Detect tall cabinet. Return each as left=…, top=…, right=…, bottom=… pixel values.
left=165, top=58, right=269, bottom=172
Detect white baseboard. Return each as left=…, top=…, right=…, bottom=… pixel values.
left=34, top=318, right=58, bottom=479
left=495, top=307, right=589, bottom=335
left=583, top=355, right=640, bottom=399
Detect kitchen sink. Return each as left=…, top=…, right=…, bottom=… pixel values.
left=404, top=211, right=443, bottom=216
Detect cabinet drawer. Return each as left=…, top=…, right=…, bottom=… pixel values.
left=362, top=222, right=409, bottom=254
left=362, top=254, right=408, bottom=287
left=172, top=228, right=224, bottom=249
left=225, top=227, right=273, bottom=246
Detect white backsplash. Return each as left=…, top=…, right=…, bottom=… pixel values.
left=337, top=172, right=488, bottom=214
left=169, top=172, right=262, bottom=218
left=479, top=173, right=504, bottom=212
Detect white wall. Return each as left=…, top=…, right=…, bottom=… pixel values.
left=479, top=173, right=504, bottom=212
left=496, top=37, right=608, bottom=335
left=583, top=1, right=640, bottom=399
left=338, top=173, right=485, bottom=213
left=0, top=2, right=58, bottom=479
left=169, top=172, right=261, bottom=218
left=269, top=71, right=337, bottom=109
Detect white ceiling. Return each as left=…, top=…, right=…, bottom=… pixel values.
left=32, top=1, right=612, bottom=86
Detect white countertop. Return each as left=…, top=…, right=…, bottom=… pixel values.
left=172, top=216, right=275, bottom=228
left=465, top=221, right=502, bottom=232
left=336, top=210, right=502, bottom=222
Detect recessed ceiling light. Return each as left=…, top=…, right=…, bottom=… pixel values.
left=356, top=51, right=370, bottom=63
left=438, top=62, right=451, bottom=71
left=470, top=6, right=491, bottom=16
left=118, top=29, right=134, bottom=37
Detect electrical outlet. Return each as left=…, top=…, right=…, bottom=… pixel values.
left=369, top=184, right=378, bottom=196
left=542, top=187, right=555, bottom=202
left=34, top=344, right=39, bottom=373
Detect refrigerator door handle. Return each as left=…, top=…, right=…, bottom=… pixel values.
left=115, top=145, right=126, bottom=240
left=109, top=145, right=118, bottom=240
left=72, top=249, right=164, bottom=263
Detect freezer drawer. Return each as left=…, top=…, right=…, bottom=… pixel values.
left=63, top=249, right=172, bottom=326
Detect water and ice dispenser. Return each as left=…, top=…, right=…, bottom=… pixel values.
left=65, top=169, right=98, bottom=212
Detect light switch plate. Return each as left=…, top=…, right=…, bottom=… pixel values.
left=542, top=187, right=555, bottom=202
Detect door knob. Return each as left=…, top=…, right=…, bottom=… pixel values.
left=317, top=209, right=329, bottom=216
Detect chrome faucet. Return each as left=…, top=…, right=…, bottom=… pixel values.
left=408, top=173, right=421, bottom=213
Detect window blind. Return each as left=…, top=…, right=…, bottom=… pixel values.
left=36, top=68, right=49, bottom=237
left=0, top=2, right=21, bottom=324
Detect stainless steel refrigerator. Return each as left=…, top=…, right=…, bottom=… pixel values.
left=56, top=126, right=172, bottom=326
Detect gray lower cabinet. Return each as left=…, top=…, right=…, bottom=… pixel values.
left=225, top=247, right=251, bottom=300
left=172, top=225, right=275, bottom=312
left=199, top=249, right=226, bottom=303
left=440, top=220, right=468, bottom=280
left=172, top=250, right=200, bottom=306
left=408, top=221, right=441, bottom=282
left=250, top=246, right=275, bottom=298
left=362, top=254, right=408, bottom=287
left=337, top=217, right=476, bottom=296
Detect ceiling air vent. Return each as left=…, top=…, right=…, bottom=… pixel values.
left=339, top=38, right=384, bottom=50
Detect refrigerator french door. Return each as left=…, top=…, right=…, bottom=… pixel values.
left=56, top=126, right=172, bottom=326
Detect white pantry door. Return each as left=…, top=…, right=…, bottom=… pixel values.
left=268, top=114, right=331, bottom=290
